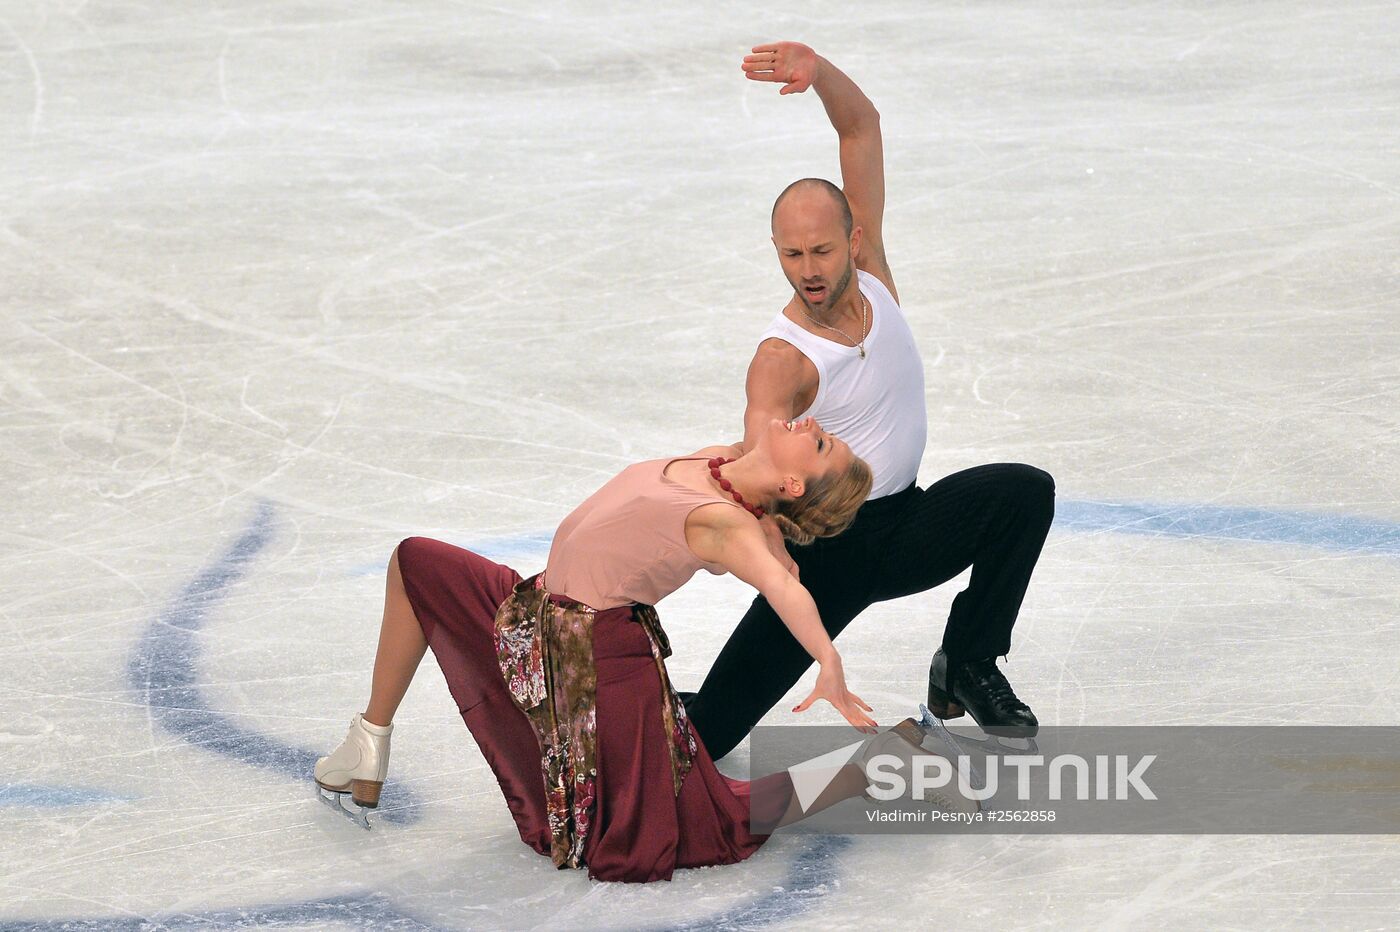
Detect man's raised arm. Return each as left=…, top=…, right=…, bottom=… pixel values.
left=742, top=42, right=896, bottom=301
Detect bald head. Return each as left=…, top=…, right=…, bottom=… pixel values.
left=771, top=178, right=854, bottom=239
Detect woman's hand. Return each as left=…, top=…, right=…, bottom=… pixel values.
left=741, top=42, right=819, bottom=96
left=793, top=656, right=877, bottom=732
left=691, top=511, right=865, bottom=726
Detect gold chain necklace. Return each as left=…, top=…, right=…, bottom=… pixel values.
left=798, top=290, right=869, bottom=359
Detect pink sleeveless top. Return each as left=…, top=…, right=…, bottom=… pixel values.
left=543, top=457, right=744, bottom=610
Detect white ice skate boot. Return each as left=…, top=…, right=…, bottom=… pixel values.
left=857, top=716, right=981, bottom=817
left=314, top=713, right=392, bottom=829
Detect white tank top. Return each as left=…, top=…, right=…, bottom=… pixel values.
left=758, top=270, right=926, bottom=499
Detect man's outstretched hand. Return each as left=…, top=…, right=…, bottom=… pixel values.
left=741, top=42, right=818, bottom=95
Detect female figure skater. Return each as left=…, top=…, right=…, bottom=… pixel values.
left=314, top=417, right=882, bottom=882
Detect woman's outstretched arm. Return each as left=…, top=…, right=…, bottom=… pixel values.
left=688, top=506, right=876, bottom=730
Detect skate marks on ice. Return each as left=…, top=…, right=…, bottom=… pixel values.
left=654, top=836, right=853, bottom=932
left=125, top=498, right=422, bottom=825
left=0, top=840, right=853, bottom=931
left=0, top=840, right=853, bottom=932
left=1, top=709, right=133, bottom=807
left=0, top=892, right=453, bottom=932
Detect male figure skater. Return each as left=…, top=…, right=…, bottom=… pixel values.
left=684, top=42, right=1056, bottom=758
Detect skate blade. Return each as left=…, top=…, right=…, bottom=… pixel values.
left=315, top=783, right=372, bottom=830
left=870, top=710, right=981, bottom=816
left=918, top=704, right=1037, bottom=755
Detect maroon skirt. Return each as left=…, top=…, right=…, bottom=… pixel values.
left=395, top=536, right=768, bottom=882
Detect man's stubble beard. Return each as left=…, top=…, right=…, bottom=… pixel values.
left=795, top=259, right=856, bottom=321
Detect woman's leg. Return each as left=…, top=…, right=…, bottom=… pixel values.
left=759, top=718, right=976, bottom=829
left=390, top=537, right=548, bottom=853
left=364, top=544, right=427, bottom=727
left=771, top=764, right=870, bottom=828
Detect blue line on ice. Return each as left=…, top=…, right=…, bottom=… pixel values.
left=1054, top=499, right=1400, bottom=555
left=346, top=500, right=1400, bottom=577
left=126, top=498, right=420, bottom=824
left=0, top=785, right=133, bottom=808
left=0, top=893, right=451, bottom=931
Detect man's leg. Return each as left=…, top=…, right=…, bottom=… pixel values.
left=686, top=530, right=878, bottom=760
left=872, top=463, right=1055, bottom=732
left=875, top=463, right=1055, bottom=656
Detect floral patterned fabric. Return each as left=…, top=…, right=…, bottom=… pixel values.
left=492, top=574, right=695, bottom=870
left=635, top=599, right=699, bottom=796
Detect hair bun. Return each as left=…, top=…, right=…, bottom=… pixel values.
left=771, top=513, right=815, bottom=546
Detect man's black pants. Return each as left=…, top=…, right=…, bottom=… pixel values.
left=685, top=462, right=1056, bottom=760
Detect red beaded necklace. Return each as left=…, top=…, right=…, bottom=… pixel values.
left=707, top=457, right=765, bottom=519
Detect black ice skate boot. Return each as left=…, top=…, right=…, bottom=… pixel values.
left=927, top=649, right=1038, bottom=737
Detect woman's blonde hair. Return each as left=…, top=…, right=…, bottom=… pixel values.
left=770, top=454, right=874, bottom=545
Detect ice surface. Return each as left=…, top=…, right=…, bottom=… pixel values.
left=2, top=1, right=1398, bottom=929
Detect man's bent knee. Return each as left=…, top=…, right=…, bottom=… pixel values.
left=1003, top=464, right=1055, bottom=506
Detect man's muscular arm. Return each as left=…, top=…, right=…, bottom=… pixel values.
left=741, top=338, right=819, bottom=578
left=741, top=338, right=817, bottom=452
left=743, top=42, right=897, bottom=302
